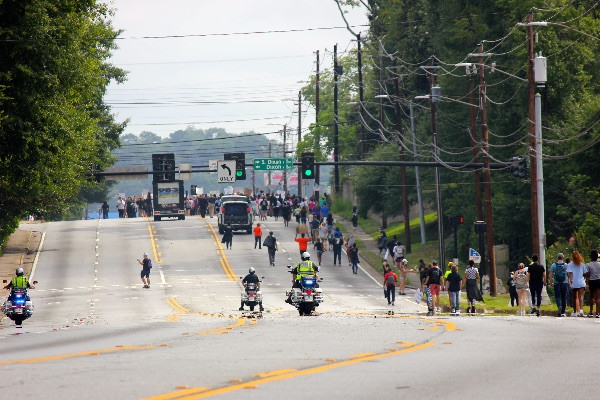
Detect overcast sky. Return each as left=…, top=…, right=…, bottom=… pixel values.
left=105, top=0, right=368, bottom=142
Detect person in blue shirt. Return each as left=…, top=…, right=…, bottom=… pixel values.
left=320, top=204, right=330, bottom=220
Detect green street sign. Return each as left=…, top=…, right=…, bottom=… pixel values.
left=253, top=158, right=294, bottom=171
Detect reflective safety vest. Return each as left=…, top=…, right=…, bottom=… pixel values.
left=295, top=261, right=316, bottom=281
left=11, top=276, right=29, bottom=289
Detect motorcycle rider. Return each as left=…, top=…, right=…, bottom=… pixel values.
left=3, top=267, right=35, bottom=300
left=286, top=252, right=319, bottom=304
left=240, top=267, right=264, bottom=311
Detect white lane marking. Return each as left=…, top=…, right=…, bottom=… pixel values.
left=357, top=263, right=383, bottom=287
left=159, top=267, right=166, bottom=285
left=29, top=231, right=46, bottom=281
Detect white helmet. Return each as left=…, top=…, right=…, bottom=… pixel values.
left=249, top=267, right=255, bottom=274
left=16, top=267, right=24, bottom=276
left=401, top=259, right=408, bottom=265
left=301, top=252, right=311, bottom=260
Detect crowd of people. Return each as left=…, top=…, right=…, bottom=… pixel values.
left=104, top=195, right=153, bottom=219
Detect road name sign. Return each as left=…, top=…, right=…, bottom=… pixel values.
left=253, top=157, right=294, bottom=171
left=217, top=160, right=236, bottom=183
left=209, top=159, right=218, bottom=174
left=469, top=248, right=481, bottom=264
left=105, top=166, right=148, bottom=181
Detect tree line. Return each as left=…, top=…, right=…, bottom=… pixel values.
left=0, top=1, right=125, bottom=248
left=300, top=0, right=600, bottom=266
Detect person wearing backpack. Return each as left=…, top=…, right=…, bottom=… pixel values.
left=422, top=261, right=442, bottom=316
left=514, top=263, right=529, bottom=316
left=527, top=254, right=546, bottom=317
left=136, top=252, right=152, bottom=289
left=549, top=253, right=569, bottom=317
left=383, top=267, right=398, bottom=306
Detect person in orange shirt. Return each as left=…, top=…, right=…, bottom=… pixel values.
left=253, top=223, right=263, bottom=249
left=295, top=233, right=311, bottom=256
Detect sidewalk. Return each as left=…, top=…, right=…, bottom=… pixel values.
left=0, top=225, right=44, bottom=284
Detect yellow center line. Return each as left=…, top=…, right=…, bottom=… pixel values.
left=202, top=217, right=236, bottom=282
left=0, top=345, right=155, bottom=366
left=196, top=317, right=246, bottom=335
left=218, top=258, right=236, bottom=282
left=148, top=225, right=161, bottom=264
left=145, top=342, right=436, bottom=400
left=142, top=387, right=210, bottom=400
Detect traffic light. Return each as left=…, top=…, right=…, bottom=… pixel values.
left=301, top=152, right=315, bottom=179
left=191, top=185, right=197, bottom=195
left=445, top=214, right=464, bottom=227
left=224, top=152, right=246, bottom=180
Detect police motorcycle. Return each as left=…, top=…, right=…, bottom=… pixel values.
left=286, top=253, right=323, bottom=316
left=239, top=268, right=264, bottom=313
left=3, top=271, right=37, bottom=327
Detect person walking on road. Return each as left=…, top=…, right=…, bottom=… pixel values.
left=313, top=239, right=324, bottom=267
left=101, top=201, right=109, bottom=219
left=567, top=251, right=587, bottom=317
left=332, top=227, right=344, bottom=266
left=514, top=263, right=529, bottom=316
left=222, top=224, right=233, bottom=249
left=384, top=267, right=397, bottom=306
left=207, top=195, right=216, bottom=218
left=507, top=271, right=518, bottom=307
left=445, top=264, right=463, bottom=314
left=117, top=197, right=125, bottom=218
left=136, top=253, right=152, bottom=289
left=377, top=230, right=387, bottom=256
left=422, top=261, right=442, bottom=315
left=465, top=260, right=481, bottom=314
left=398, top=259, right=414, bottom=296
left=263, top=232, right=278, bottom=266
left=253, top=223, right=262, bottom=249
left=295, top=233, right=311, bottom=257
left=586, top=250, right=600, bottom=318
left=527, top=254, right=545, bottom=317
left=348, top=243, right=360, bottom=274
left=549, top=253, right=569, bottom=317
left=384, top=236, right=397, bottom=262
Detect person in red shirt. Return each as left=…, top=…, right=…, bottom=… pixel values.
left=253, top=223, right=262, bottom=249
left=295, top=233, right=311, bottom=256
left=383, top=266, right=398, bottom=306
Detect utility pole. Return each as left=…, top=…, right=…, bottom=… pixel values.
left=316, top=50, right=320, bottom=123
left=535, top=93, right=546, bottom=267
left=268, top=141, right=272, bottom=190
left=315, top=50, right=320, bottom=202
left=333, top=43, right=340, bottom=194
left=409, top=101, right=426, bottom=244
left=378, top=42, right=384, bottom=128
left=469, top=75, right=484, bottom=221
left=477, top=43, right=497, bottom=296
left=427, top=59, right=445, bottom=270
left=297, top=90, right=302, bottom=198
left=357, top=32, right=365, bottom=159
left=393, top=59, right=411, bottom=253
left=527, top=11, right=539, bottom=258
left=283, top=124, right=288, bottom=195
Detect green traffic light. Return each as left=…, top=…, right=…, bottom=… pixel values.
left=305, top=169, right=312, bottom=176
left=236, top=171, right=242, bottom=177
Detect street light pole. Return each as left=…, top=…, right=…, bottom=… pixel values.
left=477, top=43, right=497, bottom=296
left=409, top=101, right=427, bottom=244
left=427, top=61, right=445, bottom=270
left=333, top=43, right=340, bottom=194
left=283, top=124, right=288, bottom=195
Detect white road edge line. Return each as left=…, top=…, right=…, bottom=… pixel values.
left=357, top=262, right=383, bottom=287
left=29, top=231, right=46, bottom=281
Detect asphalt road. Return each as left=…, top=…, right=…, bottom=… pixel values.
left=1, top=216, right=598, bottom=399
